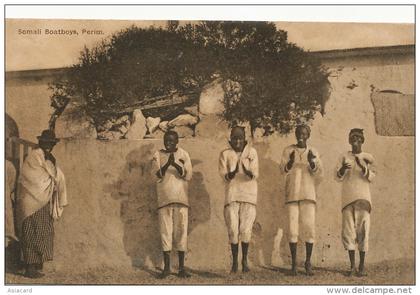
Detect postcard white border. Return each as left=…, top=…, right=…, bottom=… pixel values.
left=1, top=3, right=417, bottom=295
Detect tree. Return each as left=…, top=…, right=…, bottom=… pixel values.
left=178, top=21, right=330, bottom=135
left=49, top=21, right=330, bottom=135
left=50, top=25, right=217, bottom=127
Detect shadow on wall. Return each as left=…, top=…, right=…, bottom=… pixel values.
left=106, top=145, right=210, bottom=271
left=251, top=142, right=288, bottom=268
left=188, top=160, right=211, bottom=236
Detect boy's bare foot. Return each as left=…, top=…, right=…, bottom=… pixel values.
left=158, top=268, right=171, bottom=279
left=290, top=266, right=298, bottom=276
left=305, top=261, right=314, bottom=276
left=230, top=262, right=238, bottom=274
left=242, top=261, right=250, bottom=273
left=177, top=269, right=191, bottom=278
left=347, top=267, right=357, bottom=276
left=357, top=269, right=368, bottom=277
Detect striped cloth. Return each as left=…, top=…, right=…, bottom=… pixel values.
left=21, top=202, right=54, bottom=264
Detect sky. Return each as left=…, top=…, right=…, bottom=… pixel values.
left=5, top=19, right=414, bottom=71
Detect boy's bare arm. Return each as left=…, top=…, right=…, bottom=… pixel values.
left=355, top=157, right=367, bottom=174
left=355, top=156, right=375, bottom=181
left=226, top=161, right=239, bottom=180
left=171, top=161, right=184, bottom=176
left=242, top=163, right=253, bottom=179
left=307, top=149, right=317, bottom=170
left=156, top=154, right=173, bottom=178
left=338, top=158, right=352, bottom=177
left=242, top=150, right=259, bottom=179
left=286, top=150, right=295, bottom=171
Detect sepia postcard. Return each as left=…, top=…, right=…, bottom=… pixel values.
left=4, top=5, right=415, bottom=289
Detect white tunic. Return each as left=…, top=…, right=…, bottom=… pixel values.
left=335, top=151, right=376, bottom=209
left=280, top=145, right=323, bottom=204
left=152, top=147, right=192, bottom=209
left=219, top=144, right=259, bottom=206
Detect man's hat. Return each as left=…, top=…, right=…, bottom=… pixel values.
left=37, top=129, right=60, bottom=143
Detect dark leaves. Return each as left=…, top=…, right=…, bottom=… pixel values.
left=49, top=21, right=330, bottom=134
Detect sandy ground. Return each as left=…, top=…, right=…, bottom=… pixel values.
left=5, top=259, right=414, bottom=285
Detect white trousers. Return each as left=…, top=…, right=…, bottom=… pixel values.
left=342, top=205, right=370, bottom=252
left=287, top=200, right=316, bottom=243
left=224, top=202, right=256, bottom=244
left=158, top=204, right=188, bottom=252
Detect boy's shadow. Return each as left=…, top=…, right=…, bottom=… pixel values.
left=187, top=161, right=211, bottom=235
left=104, top=144, right=210, bottom=273
left=251, top=142, right=289, bottom=268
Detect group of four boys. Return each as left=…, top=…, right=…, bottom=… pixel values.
left=152, top=125, right=375, bottom=279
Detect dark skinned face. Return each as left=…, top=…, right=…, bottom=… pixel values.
left=349, top=134, right=364, bottom=153
left=230, top=133, right=246, bottom=152
left=295, top=127, right=310, bottom=148
left=164, top=134, right=178, bottom=152
left=39, top=140, right=56, bottom=153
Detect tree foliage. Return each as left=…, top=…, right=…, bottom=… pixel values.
left=178, top=21, right=330, bottom=134
left=50, top=21, right=330, bottom=134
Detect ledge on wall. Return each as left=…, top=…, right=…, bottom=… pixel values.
left=6, top=45, right=415, bottom=80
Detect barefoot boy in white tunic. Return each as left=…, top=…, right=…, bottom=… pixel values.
left=280, top=124, right=323, bottom=276
left=152, top=130, right=192, bottom=278
left=336, top=128, right=375, bottom=277
left=219, top=126, right=259, bottom=273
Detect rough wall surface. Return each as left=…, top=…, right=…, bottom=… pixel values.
left=6, top=77, right=54, bottom=142
left=371, top=92, right=415, bottom=136
left=51, top=124, right=414, bottom=271
left=6, top=53, right=414, bottom=271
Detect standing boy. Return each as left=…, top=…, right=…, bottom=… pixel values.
left=280, top=124, right=323, bottom=276
left=219, top=126, right=259, bottom=273
left=152, top=130, right=193, bottom=278
left=335, top=128, right=375, bottom=277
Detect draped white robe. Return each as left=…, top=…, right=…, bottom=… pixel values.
left=16, top=148, right=68, bottom=237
